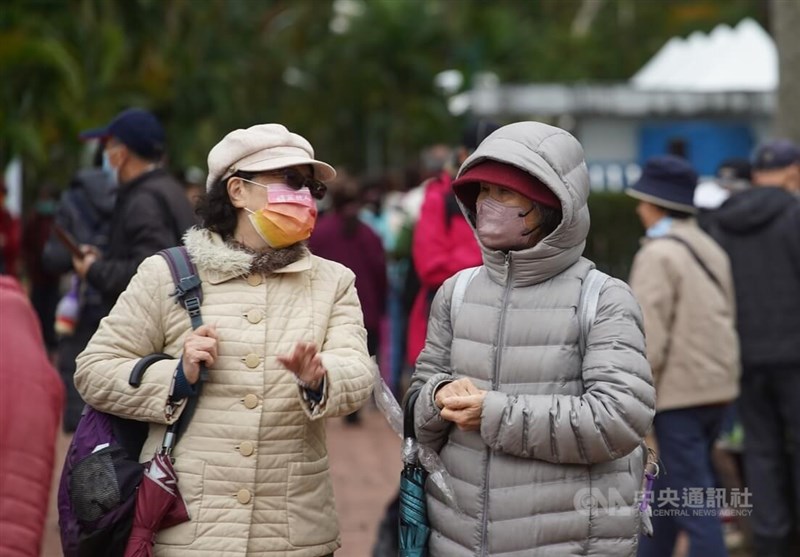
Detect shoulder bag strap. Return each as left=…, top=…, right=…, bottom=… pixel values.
left=157, top=246, right=205, bottom=453
left=660, top=235, right=724, bottom=294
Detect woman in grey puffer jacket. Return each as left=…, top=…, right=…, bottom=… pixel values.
left=409, top=122, right=656, bottom=557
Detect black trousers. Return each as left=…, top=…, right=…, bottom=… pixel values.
left=740, top=368, right=800, bottom=557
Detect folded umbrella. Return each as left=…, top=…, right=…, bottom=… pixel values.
left=399, top=462, right=430, bottom=557
left=398, top=390, right=430, bottom=557
left=123, top=452, right=189, bottom=557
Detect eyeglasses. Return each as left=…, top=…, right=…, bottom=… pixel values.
left=285, top=168, right=327, bottom=200
left=237, top=168, right=327, bottom=200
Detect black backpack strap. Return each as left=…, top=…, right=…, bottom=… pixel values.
left=157, top=246, right=206, bottom=454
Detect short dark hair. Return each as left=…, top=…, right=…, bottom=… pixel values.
left=196, top=171, right=256, bottom=239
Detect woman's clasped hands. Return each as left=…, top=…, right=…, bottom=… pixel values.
left=435, top=377, right=487, bottom=431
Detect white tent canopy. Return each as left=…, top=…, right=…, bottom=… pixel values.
left=631, top=18, right=778, bottom=93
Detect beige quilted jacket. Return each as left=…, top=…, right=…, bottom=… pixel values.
left=75, top=228, right=374, bottom=557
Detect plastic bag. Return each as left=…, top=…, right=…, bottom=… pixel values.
left=372, top=362, right=461, bottom=511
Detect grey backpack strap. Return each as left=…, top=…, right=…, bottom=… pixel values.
left=578, top=269, right=610, bottom=357
left=159, top=246, right=204, bottom=332
left=157, top=246, right=205, bottom=452
left=450, top=266, right=481, bottom=331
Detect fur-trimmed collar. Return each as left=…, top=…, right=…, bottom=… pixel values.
left=183, top=227, right=310, bottom=282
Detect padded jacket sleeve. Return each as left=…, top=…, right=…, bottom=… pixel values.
left=312, top=269, right=375, bottom=419
left=75, top=256, right=184, bottom=424
left=409, top=283, right=457, bottom=452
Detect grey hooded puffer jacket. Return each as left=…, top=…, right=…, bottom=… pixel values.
left=410, top=122, right=656, bottom=557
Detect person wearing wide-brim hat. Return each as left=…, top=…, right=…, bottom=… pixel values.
left=75, top=123, right=374, bottom=556
left=627, top=155, right=740, bottom=557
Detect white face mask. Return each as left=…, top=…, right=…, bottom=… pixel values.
left=102, top=150, right=119, bottom=185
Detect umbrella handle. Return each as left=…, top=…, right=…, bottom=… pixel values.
left=161, top=364, right=206, bottom=457
left=161, top=426, right=177, bottom=456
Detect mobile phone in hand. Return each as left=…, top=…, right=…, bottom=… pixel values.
left=54, top=224, right=85, bottom=259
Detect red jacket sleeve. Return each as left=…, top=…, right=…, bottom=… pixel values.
left=0, top=277, right=64, bottom=557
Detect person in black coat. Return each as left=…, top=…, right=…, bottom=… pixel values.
left=73, top=108, right=196, bottom=307
left=700, top=139, right=800, bottom=557
left=43, top=147, right=116, bottom=431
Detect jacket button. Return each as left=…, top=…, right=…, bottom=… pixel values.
left=236, top=489, right=252, bottom=504
left=239, top=441, right=255, bottom=456
left=243, top=394, right=259, bottom=409
left=246, top=309, right=262, bottom=324
left=244, top=353, right=260, bottom=368
left=246, top=274, right=262, bottom=287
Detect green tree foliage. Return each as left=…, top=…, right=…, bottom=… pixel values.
left=1, top=0, right=762, bottom=191
left=584, top=191, right=641, bottom=279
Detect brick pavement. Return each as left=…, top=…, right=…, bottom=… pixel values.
left=40, top=406, right=401, bottom=557
left=38, top=407, right=749, bottom=557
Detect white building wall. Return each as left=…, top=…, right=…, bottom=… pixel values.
left=576, top=118, right=640, bottom=190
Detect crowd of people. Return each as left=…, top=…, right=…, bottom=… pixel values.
left=0, top=106, right=798, bottom=557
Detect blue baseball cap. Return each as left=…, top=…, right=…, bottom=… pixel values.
left=80, top=108, right=165, bottom=160
left=752, top=139, right=800, bottom=171
left=627, top=155, right=698, bottom=213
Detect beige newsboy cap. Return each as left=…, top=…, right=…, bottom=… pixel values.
left=206, top=123, right=336, bottom=191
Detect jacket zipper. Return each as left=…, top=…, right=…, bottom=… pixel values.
left=479, top=253, right=513, bottom=556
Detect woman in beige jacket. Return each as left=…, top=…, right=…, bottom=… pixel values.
left=75, top=124, right=374, bottom=557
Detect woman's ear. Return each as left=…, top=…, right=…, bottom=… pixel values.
left=227, top=177, right=248, bottom=209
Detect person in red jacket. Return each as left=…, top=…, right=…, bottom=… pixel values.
left=0, top=276, right=65, bottom=557
left=405, top=120, right=499, bottom=368
left=374, top=122, right=498, bottom=557
left=0, top=180, right=21, bottom=277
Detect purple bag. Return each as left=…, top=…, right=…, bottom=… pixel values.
left=57, top=406, right=146, bottom=556
left=58, top=246, right=203, bottom=556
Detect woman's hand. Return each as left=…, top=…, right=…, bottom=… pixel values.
left=434, top=378, right=487, bottom=431
left=181, top=324, right=218, bottom=384
left=440, top=392, right=487, bottom=431
left=434, top=377, right=481, bottom=408
left=277, top=342, right=326, bottom=390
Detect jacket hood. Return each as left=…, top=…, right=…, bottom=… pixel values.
left=183, top=227, right=310, bottom=283
left=74, top=168, right=116, bottom=216
left=454, top=122, right=590, bottom=285
left=712, top=187, right=796, bottom=233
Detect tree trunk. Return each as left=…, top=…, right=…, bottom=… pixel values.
left=771, top=0, right=800, bottom=142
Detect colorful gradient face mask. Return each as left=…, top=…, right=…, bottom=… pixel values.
left=243, top=181, right=317, bottom=248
